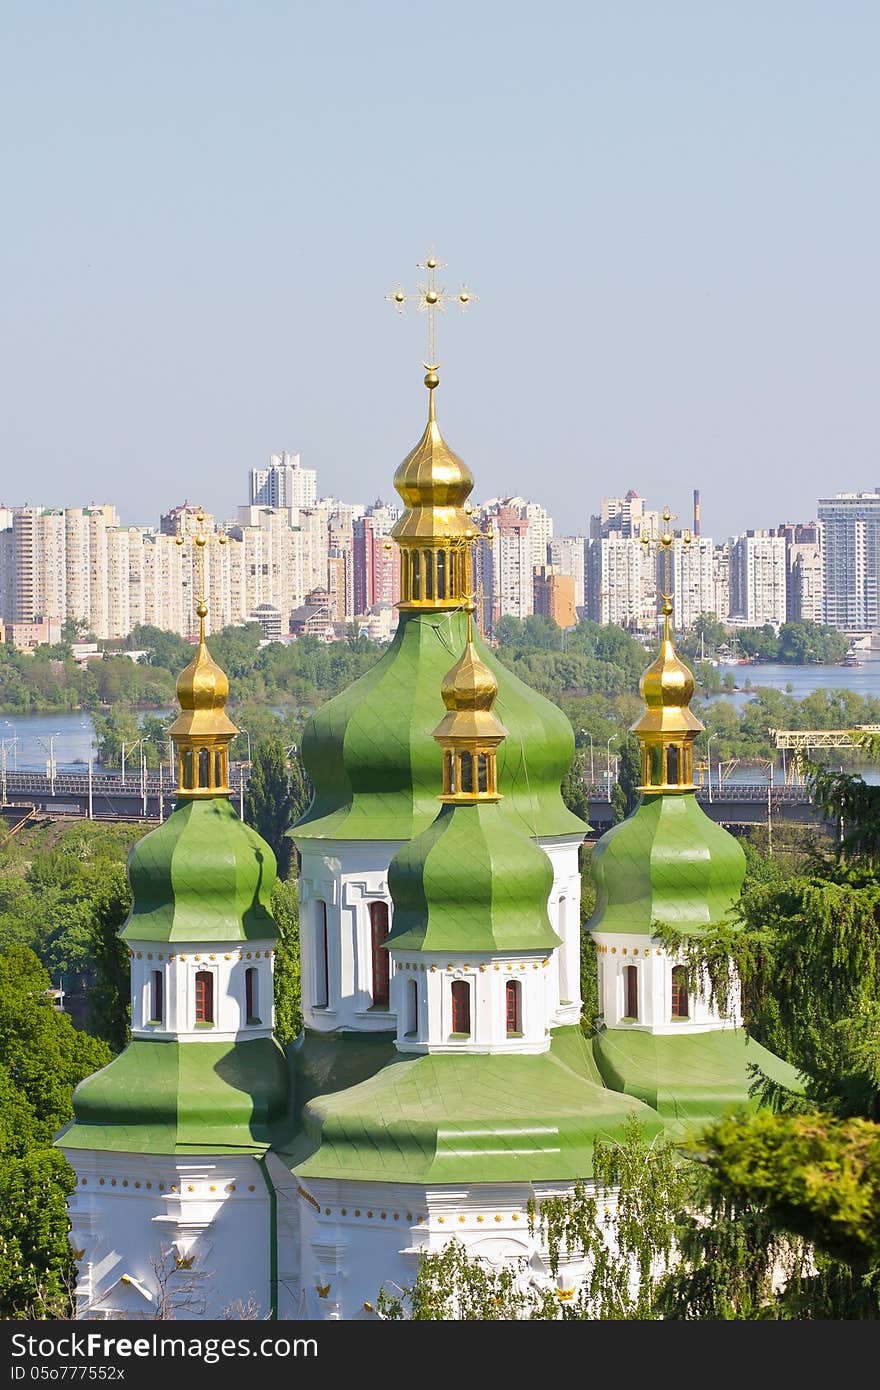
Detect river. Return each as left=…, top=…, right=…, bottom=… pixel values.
left=2, top=657, right=879, bottom=774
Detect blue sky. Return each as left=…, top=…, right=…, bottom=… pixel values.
left=2, top=1, right=878, bottom=539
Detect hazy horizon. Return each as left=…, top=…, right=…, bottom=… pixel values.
left=3, top=2, right=878, bottom=540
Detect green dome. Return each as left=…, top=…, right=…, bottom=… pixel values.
left=587, top=793, right=746, bottom=937
left=386, top=802, right=560, bottom=954
left=59, top=1038, right=292, bottom=1155
left=123, top=797, right=279, bottom=943
left=293, top=608, right=587, bottom=842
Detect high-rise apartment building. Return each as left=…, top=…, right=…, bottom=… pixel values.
left=533, top=566, right=576, bottom=628
left=585, top=535, right=656, bottom=630
left=817, top=490, right=880, bottom=630
left=666, top=535, right=716, bottom=631
left=729, top=531, right=787, bottom=628
left=591, top=490, right=659, bottom=541
left=480, top=503, right=532, bottom=629
left=712, top=543, right=731, bottom=624
left=249, top=452, right=317, bottom=512
left=548, top=536, right=586, bottom=609
left=353, top=506, right=402, bottom=617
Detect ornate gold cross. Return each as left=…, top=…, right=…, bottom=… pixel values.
left=639, top=505, right=691, bottom=619
left=386, top=248, right=477, bottom=366
left=174, top=508, right=228, bottom=634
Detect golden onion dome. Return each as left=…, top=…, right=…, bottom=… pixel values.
left=168, top=605, right=239, bottom=741
left=433, top=614, right=508, bottom=745
left=631, top=604, right=703, bottom=738
left=391, top=371, right=475, bottom=545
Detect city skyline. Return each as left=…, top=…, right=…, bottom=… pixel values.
left=3, top=4, right=879, bottom=535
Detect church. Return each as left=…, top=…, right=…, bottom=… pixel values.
left=56, top=345, right=795, bottom=1320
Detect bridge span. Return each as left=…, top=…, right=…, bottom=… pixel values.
left=0, top=768, right=831, bottom=834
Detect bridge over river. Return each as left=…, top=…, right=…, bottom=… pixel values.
left=0, top=768, right=831, bottom=834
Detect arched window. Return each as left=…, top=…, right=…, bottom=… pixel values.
left=424, top=550, right=434, bottom=600
left=183, top=748, right=195, bottom=789
left=460, top=752, right=474, bottom=793
left=369, top=901, right=390, bottom=1009
left=477, top=754, right=488, bottom=793
left=436, top=548, right=447, bottom=598
left=505, top=979, right=521, bottom=1035
left=451, top=980, right=471, bottom=1036
left=666, top=746, right=680, bottom=785
left=411, top=552, right=421, bottom=600
left=407, top=978, right=419, bottom=1036
left=198, top=747, right=210, bottom=787
left=671, top=965, right=689, bottom=1020
left=245, top=966, right=260, bottom=1023
left=150, top=970, right=163, bottom=1024
left=623, top=964, right=638, bottom=1021
left=315, top=900, right=329, bottom=1009
left=195, top=970, right=214, bottom=1025
left=649, top=744, right=663, bottom=786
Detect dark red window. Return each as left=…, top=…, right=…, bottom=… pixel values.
left=195, top=970, right=214, bottom=1025
left=370, top=901, right=390, bottom=1008
left=451, top=980, right=471, bottom=1036
left=315, top=900, right=329, bottom=1008
left=407, top=979, right=419, bottom=1035
left=624, top=965, right=638, bottom=1020
left=150, top=970, right=163, bottom=1023
left=506, top=979, right=521, bottom=1035
left=671, top=966, right=689, bottom=1019
left=245, top=966, right=259, bottom=1022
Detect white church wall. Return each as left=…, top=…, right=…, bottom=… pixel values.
left=127, top=939, right=277, bottom=1043
left=593, top=935, right=742, bottom=1033
left=296, top=835, right=583, bottom=1037
left=62, top=1151, right=273, bottom=1320
left=391, top=952, right=551, bottom=1054
left=540, top=836, right=585, bottom=1027
left=297, top=840, right=403, bottom=1033
left=292, top=1177, right=594, bottom=1318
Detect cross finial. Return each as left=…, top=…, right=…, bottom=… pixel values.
left=638, top=504, right=691, bottom=636
left=386, top=248, right=477, bottom=371
left=174, top=507, right=229, bottom=640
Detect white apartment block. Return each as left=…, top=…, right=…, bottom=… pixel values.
left=666, top=535, right=716, bottom=631
left=487, top=508, right=533, bottom=623
left=249, top=452, right=317, bottom=512
left=548, top=535, right=586, bottom=609
left=585, top=536, right=656, bottom=630
left=787, top=542, right=824, bottom=624
left=817, top=490, right=880, bottom=631
left=593, top=492, right=660, bottom=541
left=729, top=532, right=787, bottom=629
left=522, top=502, right=554, bottom=571
left=712, top=543, right=731, bottom=624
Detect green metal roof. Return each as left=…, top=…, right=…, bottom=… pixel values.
left=280, top=1026, right=664, bottom=1185
left=57, top=1037, right=294, bottom=1156
left=592, top=1026, right=802, bottom=1137
left=123, top=797, right=279, bottom=943
left=386, top=802, right=560, bottom=953
left=587, top=792, right=746, bottom=937
left=292, top=609, right=587, bottom=843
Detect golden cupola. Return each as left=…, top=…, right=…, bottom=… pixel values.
left=167, top=601, right=239, bottom=798
left=432, top=610, right=508, bottom=801
left=390, top=367, right=477, bottom=609
left=630, top=598, right=703, bottom=793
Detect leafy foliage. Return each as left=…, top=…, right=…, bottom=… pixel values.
left=271, top=877, right=302, bottom=1046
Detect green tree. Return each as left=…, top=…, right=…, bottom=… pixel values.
left=0, top=1149, right=78, bottom=1319
left=0, top=948, right=112, bottom=1139
left=271, top=877, right=301, bottom=1046
left=243, top=735, right=295, bottom=879
left=610, top=734, right=641, bottom=824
